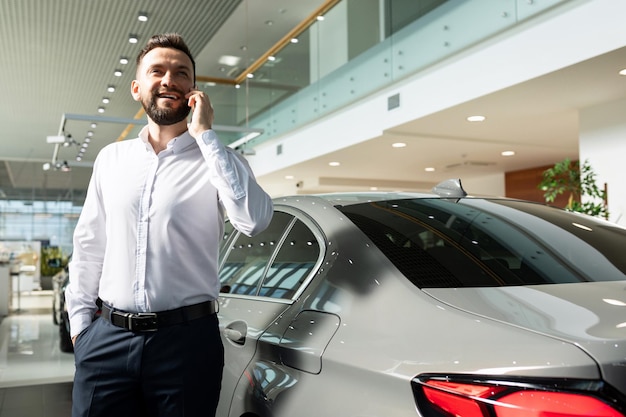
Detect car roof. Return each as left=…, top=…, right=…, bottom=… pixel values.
left=274, top=179, right=491, bottom=207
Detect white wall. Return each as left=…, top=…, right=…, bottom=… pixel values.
left=579, top=98, right=626, bottom=226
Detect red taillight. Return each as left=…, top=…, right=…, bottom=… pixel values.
left=495, top=391, right=623, bottom=417
left=418, top=379, right=625, bottom=417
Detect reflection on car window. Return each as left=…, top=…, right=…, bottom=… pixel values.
left=219, top=212, right=292, bottom=295
left=259, top=219, right=320, bottom=299
left=340, top=198, right=626, bottom=288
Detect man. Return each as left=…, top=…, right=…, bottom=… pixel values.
left=66, top=33, right=273, bottom=417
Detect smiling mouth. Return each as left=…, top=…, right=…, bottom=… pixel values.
left=157, top=93, right=180, bottom=100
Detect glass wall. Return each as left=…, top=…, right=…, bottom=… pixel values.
left=201, top=0, right=567, bottom=147
left=0, top=200, right=80, bottom=256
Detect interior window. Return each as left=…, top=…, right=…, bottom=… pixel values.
left=259, top=219, right=321, bottom=299
left=219, top=212, right=293, bottom=295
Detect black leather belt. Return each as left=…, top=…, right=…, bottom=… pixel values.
left=101, top=300, right=216, bottom=332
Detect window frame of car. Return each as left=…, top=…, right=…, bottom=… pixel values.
left=218, top=205, right=326, bottom=303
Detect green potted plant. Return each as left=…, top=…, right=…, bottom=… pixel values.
left=538, top=158, right=608, bottom=219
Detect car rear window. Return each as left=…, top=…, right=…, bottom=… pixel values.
left=339, top=198, right=626, bottom=288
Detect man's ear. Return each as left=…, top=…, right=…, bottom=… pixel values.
left=130, top=80, right=141, bottom=101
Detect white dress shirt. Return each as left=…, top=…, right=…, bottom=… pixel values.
left=66, top=127, right=273, bottom=337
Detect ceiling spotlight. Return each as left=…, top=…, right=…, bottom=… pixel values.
left=218, top=55, right=241, bottom=66
left=54, top=161, right=72, bottom=172
left=84, top=137, right=91, bottom=143
left=425, top=167, right=436, bottom=172
left=328, top=161, right=340, bottom=167
left=87, top=131, right=94, bottom=136
left=392, top=142, right=407, bottom=148
left=501, top=150, right=516, bottom=157
left=107, top=85, right=116, bottom=93
left=467, top=115, right=486, bottom=122
left=98, top=107, right=105, bottom=113
left=268, top=56, right=276, bottom=62
left=246, top=73, right=254, bottom=79
left=619, top=68, right=626, bottom=76
left=102, top=97, right=110, bottom=104
left=138, top=12, right=148, bottom=22
left=119, top=57, right=129, bottom=65
left=129, top=34, right=139, bottom=44
left=90, top=123, right=97, bottom=128
left=290, top=38, right=299, bottom=44
left=317, top=15, right=325, bottom=21
left=114, top=69, right=123, bottom=77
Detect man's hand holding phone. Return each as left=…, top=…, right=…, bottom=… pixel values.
left=186, top=88, right=214, bottom=139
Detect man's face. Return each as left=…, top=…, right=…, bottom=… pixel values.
left=132, top=47, right=195, bottom=126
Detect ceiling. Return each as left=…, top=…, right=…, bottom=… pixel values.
left=0, top=0, right=625, bottom=204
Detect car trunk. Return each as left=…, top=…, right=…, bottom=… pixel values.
left=423, top=281, right=626, bottom=395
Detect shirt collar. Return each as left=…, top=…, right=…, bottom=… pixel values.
left=138, top=125, right=195, bottom=154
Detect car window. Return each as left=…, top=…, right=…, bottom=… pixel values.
left=339, top=198, right=626, bottom=288
left=219, top=212, right=293, bottom=296
left=259, top=219, right=320, bottom=299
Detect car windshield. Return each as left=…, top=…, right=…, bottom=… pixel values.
left=339, top=198, right=626, bottom=288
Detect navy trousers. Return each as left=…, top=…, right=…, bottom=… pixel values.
left=72, top=313, right=224, bottom=417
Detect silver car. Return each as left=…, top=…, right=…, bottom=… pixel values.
left=216, top=179, right=626, bottom=417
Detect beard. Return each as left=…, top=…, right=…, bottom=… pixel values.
left=141, top=87, right=191, bottom=126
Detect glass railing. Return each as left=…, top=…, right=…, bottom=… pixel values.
left=200, top=0, right=568, bottom=148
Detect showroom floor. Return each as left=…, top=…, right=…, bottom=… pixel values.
left=0, top=291, right=74, bottom=417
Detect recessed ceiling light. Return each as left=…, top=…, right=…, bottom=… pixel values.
left=98, top=107, right=105, bottom=113
left=107, top=85, right=116, bottom=93
left=467, top=115, right=486, bottom=122
left=102, top=97, right=110, bottom=104
left=425, top=167, right=435, bottom=172
left=129, top=34, right=139, bottom=44
left=285, top=175, right=294, bottom=180
left=290, top=38, right=299, bottom=44
left=370, top=186, right=378, bottom=191
left=114, top=70, right=123, bottom=77
left=317, top=15, right=325, bottom=21
left=501, top=150, right=515, bottom=156
left=138, top=12, right=148, bottom=22
left=218, top=55, right=241, bottom=66
left=619, top=68, right=626, bottom=76
left=329, top=161, right=340, bottom=167
left=265, top=20, right=273, bottom=26
left=246, top=73, right=254, bottom=79
left=268, top=56, right=276, bottom=62
left=235, top=84, right=241, bottom=89
left=392, top=142, right=406, bottom=148
left=87, top=131, right=94, bottom=137
left=119, top=57, right=129, bottom=65
left=90, top=123, right=97, bottom=129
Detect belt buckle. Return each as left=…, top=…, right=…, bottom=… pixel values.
left=126, top=312, right=158, bottom=332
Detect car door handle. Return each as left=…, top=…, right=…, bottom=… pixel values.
left=224, top=327, right=245, bottom=345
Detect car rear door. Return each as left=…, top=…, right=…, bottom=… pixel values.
left=216, top=210, right=323, bottom=417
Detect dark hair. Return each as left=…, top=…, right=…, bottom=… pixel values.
left=136, top=33, right=196, bottom=80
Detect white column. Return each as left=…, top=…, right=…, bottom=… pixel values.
left=579, top=98, right=626, bottom=226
